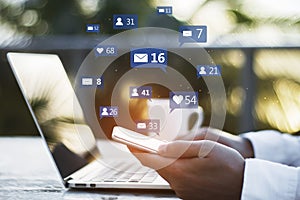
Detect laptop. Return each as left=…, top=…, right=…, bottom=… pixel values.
left=7, top=52, right=170, bottom=189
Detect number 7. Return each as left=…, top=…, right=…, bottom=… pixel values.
left=196, top=28, right=203, bottom=39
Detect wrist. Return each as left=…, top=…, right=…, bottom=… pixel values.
left=240, top=138, right=254, bottom=158
left=237, top=159, right=245, bottom=200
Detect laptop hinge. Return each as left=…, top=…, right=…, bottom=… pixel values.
left=64, top=177, right=73, bottom=187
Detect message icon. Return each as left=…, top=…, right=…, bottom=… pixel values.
left=137, top=122, right=147, bottom=129
left=86, top=24, right=100, bottom=33
left=133, top=54, right=148, bottom=63
left=130, top=48, right=168, bottom=72
left=182, top=30, right=192, bottom=37
left=179, top=26, right=207, bottom=46
left=80, top=76, right=103, bottom=88
left=81, top=77, right=93, bottom=86
left=170, top=92, right=198, bottom=112
left=157, top=6, right=172, bottom=14
left=136, top=119, right=160, bottom=133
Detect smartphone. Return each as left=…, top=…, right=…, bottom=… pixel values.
left=112, top=126, right=168, bottom=153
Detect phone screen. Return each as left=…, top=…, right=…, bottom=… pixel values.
left=112, top=126, right=167, bottom=153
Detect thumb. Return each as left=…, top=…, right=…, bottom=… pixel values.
left=158, top=140, right=218, bottom=158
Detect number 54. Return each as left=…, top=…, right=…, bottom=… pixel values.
left=185, top=95, right=197, bottom=105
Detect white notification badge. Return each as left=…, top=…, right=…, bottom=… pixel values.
left=133, top=54, right=148, bottom=63
left=130, top=48, right=168, bottom=72
left=94, top=45, right=118, bottom=57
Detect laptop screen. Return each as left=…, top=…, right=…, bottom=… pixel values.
left=7, top=52, right=100, bottom=178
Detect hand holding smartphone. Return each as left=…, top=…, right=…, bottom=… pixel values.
left=112, top=126, right=168, bottom=153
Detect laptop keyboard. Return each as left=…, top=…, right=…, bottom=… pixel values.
left=90, top=162, right=158, bottom=183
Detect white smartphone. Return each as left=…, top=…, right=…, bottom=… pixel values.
left=112, top=126, right=168, bottom=154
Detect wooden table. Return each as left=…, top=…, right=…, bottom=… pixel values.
left=0, top=137, right=178, bottom=199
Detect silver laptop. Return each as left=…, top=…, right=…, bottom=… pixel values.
left=7, top=52, right=170, bottom=189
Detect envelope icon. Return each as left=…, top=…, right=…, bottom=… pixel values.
left=158, top=8, right=165, bottom=13
left=81, top=78, right=93, bottom=86
left=134, top=53, right=148, bottom=63
left=137, top=122, right=147, bottom=129
left=182, top=30, right=192, bottom=37
left=87, top=26, right=94, bottom=31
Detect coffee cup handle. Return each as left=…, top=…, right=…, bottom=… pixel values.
left=189, top=106, right=204, bottom=132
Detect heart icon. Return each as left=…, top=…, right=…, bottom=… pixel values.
left=172, top=95, right=183, bottom=105
left=96, top=48, right=104, bottom=54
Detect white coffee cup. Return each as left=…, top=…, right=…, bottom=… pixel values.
left=147, top=99, right=203, bottom=141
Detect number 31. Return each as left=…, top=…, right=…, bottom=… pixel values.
left=126, top=18, right=135, bottom=25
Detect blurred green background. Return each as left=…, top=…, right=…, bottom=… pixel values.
left=1, top=0, right=300, bottom=136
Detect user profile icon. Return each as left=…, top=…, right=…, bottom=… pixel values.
left=101, top=107, right=109, bottom=116
left=199, top=66, right=207, bottom=75
left=113, top=14, right=137, bottom=29
left=131, top=88, right=139, bottom=97
left=115, top=17, right=123, bottom=26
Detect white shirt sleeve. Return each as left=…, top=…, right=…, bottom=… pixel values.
left=240, top=131, right=300, bottom=199
left=241, top=159, right=299, bottom=200
left=242, top=130, right=300, bottom=166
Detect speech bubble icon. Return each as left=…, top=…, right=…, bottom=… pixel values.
left=179, top=26, right=207, bottom=46
left=94, top=45, right=118, bottom=57
left=113, top=14, right=138, bottom=30
left=136, top=119, right=160, bottom=134
left=157, top=6, right=173, bottom=15
left=169, top=92, right=198, bottom=113
left=99, top=106, right=118, bottom=119
left=86, top=24, right=100, bottom=33
left=130, top=48, right=168, bottom=72
left=197, top=65, right=221, bottom=78
left=130, top=86, right=152, bottom=100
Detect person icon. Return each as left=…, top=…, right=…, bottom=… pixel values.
left=101, top=107, right=109, bottom=116
left=131, top=88, right=139, bottom=97
left=199, top=66, right=207, bottom=75
left=115, top=17, right=123, bottom=26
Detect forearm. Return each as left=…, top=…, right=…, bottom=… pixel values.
left=242, top=130, right=300, bottom=166
left=214, top=131, right=254, bottom=159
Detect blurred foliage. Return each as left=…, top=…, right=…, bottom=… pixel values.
left=229, top=10, right=253, bottom=25
left=30, top=95, right=85, bottom=148
left=0, top=0, right=299, bottom=36
left=0, top=0, right=182, bottom=36
left=1, top=0, right=300, bottom=135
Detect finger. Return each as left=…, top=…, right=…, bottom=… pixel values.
left=158, top=140, right=218, bottom=158
left=128, top=148, right=175, bottom=182
left=176, top=127, right=219, bottom=141
left=176, top=131, right=203, bottom=141
left=200, top=127, right=223, bottom=142
left=128, top=147, right=177, bottom=170
left=127, top=146, right=147, bottom=153
left=196, top=128, right=241, bottom=148
left=177, top=127, right=208, bottom=141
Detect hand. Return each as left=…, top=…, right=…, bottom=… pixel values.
left=130, top=140, right=245, bottom=200
left=180, top=127, right=254, bottom=158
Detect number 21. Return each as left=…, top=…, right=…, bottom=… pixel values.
left=209, top=67, right=218, bottom=75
